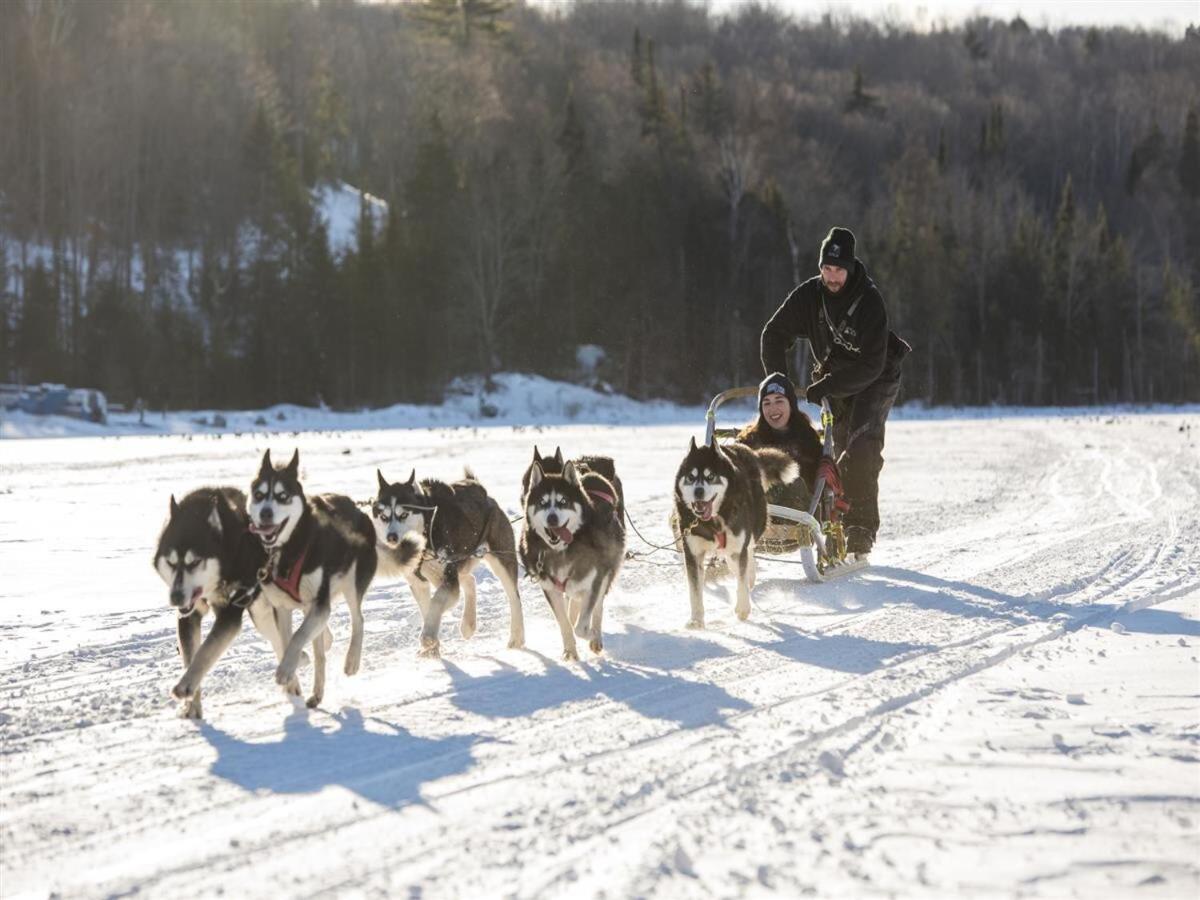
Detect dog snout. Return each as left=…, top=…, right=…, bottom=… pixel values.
left=170, top=589, right=185, bottom=606
left=259, top=506, right=274, bottom=524
left=386, top=532, right=399, bottom=545
left=693, top=487, right=705, bottom=501
left=547, top=512, right=560, bottom=528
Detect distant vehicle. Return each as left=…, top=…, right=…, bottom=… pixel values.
left=1, top=383, right=108, bottom=423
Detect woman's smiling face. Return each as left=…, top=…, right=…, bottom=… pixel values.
left=761, top=392, right=792, bottom=430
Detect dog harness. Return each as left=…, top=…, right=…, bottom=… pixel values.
left=687, top=515, right=727, bottom=549
left=270, top=532, right=314, bottom=603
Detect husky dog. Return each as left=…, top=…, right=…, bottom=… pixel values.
left=153, top=488, right=291, bottom=718
left=674, top=437, right=798, bottom=628
left=371, top=468, right=525, bottom=657
left=247, top=449, right=377, bottom=708
left=520, top=453, right=625, bottom=660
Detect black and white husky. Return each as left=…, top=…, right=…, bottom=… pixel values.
left=520, top=450, right=625, bottom=660
left=371, top=468, right=525, bottom=657
left=674, top=437, right=797, bottom=628
left=247, top=449, right=377, bottom=709
left=153, top=488, right=290, bottom=718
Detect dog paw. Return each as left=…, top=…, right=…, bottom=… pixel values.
left=171, top=678, right=196, bottom=701
left=306, top=693, right=322, bottom=709
left=275, top=663, right=297, bottom=686
left=344, top=654, right=361, bottom=677
left=507, top=634, right=526, bottom=650
left=685, top=618, right=706, bottom=630
left=417, top=637, right=441, bottom=659
left=177, top=698, right=203, bottom=719
left=460, top=620, right=476, bottom=640
left=561, top=648, right=580, bottom=662
left=589, top=637, right=604, bottom=654
left=281, top=676, right=302, bottom=697
left=735, top=604, right=751, bottom=621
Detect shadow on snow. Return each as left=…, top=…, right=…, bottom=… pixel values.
left=198, top=706, right=481, bottom=809
left=443, top=626, right=750, bottom=729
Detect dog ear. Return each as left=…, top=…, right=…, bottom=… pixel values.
left=406, top=468, right=416, bottom=486
left=285, top=449, right=300, bottom=476
left=553, top=447, right=564, bottom=468
left=259, top=448, right=272, bottom=473
left=208, top=494, right=224, bottom=537
left=528, top=462, right=544, bottom=489
left=377, top=469, right=389, bottom=492
left=563, top=460, right=581, bottom=486
left=689, top=435, right=697, bottom=452
left=169, top=494, right=179, bottom=517
left=532, top=446, right=542, bottom=464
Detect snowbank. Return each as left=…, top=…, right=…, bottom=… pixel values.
left=0, top=372, right=700, bottom=439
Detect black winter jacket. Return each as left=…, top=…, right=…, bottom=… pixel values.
left=761, top=260, right=910, bottom=397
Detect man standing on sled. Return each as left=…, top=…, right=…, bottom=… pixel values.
left=761, top=226, right=911, bottom=560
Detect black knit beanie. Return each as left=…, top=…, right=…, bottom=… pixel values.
left=758, top=372, right=799, bottom=411
left=819, top=227, right=856, bottom=270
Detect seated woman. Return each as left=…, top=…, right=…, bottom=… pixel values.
left=738, top=373, right=822, bottom=550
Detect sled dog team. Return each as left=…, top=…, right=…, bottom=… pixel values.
left=154, top=439, right=799, bottom=717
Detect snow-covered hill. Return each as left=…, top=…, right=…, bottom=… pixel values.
left=1, top=411, right=1197, bottom=897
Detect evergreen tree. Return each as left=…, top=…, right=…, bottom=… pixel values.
left=1126, top=122, right=1164, bottom=194
left=631, top=28, right=644, bottom=86
left=844, top=65, right=881, bottom=115
left=16, top=262, right=61, bottom=384
left=1180, top=106, right=1200, bottom=199
left=640, top=39, right=669, bottom=139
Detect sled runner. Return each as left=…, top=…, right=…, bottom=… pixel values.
left=704, top=387, right=868, bottom=582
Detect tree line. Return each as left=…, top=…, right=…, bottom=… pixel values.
left=1, top=0, right=1197, bottom=410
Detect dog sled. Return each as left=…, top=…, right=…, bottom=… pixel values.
left=704, top=387, right=868, bottom=582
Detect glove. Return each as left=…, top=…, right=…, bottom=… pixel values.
left=805, top=376, right=833, bottom=405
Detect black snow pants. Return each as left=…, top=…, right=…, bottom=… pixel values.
left=829, top=374, right=901, bottom=551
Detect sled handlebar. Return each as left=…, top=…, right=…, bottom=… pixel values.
left=703, top=386, right=759, bottom=446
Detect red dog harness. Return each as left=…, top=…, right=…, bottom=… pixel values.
left=271, top=534, right=314, bottom=603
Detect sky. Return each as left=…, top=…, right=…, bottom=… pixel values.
left=527, top=0, right=1198, bottom=35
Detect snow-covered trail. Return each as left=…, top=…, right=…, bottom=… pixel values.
left=1, top=414, right=1198, bottom=898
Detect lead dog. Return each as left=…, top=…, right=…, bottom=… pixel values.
left=674, top=437, right=797, bottom=628
left=520, top=452, right=625, bottom=659
left=246, top=449, right=377, bottom=708
left=371, top=468, right=525, bottom=657
left=153, top=487, right=293, bottom=718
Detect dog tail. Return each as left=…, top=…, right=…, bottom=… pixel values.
left=462, top=466, right=478, bottom=482
left=752, top=448, right=799, bottom=490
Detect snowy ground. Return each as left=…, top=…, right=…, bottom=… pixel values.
left=1, top=411, right=1198, bottom=898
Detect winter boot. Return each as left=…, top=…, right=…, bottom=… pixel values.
left=845, top=525, right=874, bottom=560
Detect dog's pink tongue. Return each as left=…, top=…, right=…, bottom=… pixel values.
left=552, top=525, right=574, bottom=545
left=694, top=500, right=713, bottom=521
